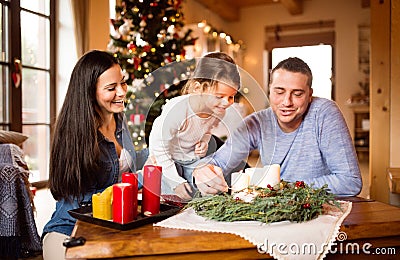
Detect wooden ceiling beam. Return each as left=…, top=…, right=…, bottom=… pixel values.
left=195, top=0, right=240, bottom=22
left=194, top=0, right=303, bottom=21
left=280, top=0, right=303, bottom=15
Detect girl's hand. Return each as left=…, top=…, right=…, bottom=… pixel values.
left=195, top=141, right=208, bottom=157
left=174, top=182, right=193, bottom=201
left=144, top=155, right=157, bottom=166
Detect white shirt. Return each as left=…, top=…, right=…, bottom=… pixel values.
left=149, top=94, right=221, bottom=186
left=119, top=148, right=132, bottom=181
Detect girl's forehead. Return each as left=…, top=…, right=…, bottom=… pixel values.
left=213, top=81, right=238, bottom=94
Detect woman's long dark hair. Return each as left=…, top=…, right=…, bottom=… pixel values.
left=49, top=50, right=119, bottom=201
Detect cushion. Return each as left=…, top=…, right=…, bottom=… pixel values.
left=0, top=130, right=28, bottom=145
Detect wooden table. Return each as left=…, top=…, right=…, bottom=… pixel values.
left=65, top=197, right=400, bottom=259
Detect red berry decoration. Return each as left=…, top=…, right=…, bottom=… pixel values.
left=267, top=184, right=274, bottom=191
left=235, top=197, right=240, bottom=202
left=295, top=181, right=305, bottom=188
left=302, top=203, right=311, bottom=209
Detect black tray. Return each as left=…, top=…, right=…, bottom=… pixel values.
left=68, top=202, right=181, bottom=231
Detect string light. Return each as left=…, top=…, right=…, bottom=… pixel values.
left=197, top=20, right=206, bottom=28
left=197, top=20, right=244, bottom=49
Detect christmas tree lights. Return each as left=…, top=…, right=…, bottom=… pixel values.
left=108, top=0, right=196, bottom=149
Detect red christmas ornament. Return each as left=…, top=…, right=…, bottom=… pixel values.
left=127, top=42, right=136, bottom=50
left=165, top=56, right=173, bottom=63
left=295, top=181, right=305, bottom=188
left=302, top=203, right=311, bottom=209
left=143, top=45, right=151, bottom=52
left=150, top=2, right=158, bottom=7
left=159, top=83, right=165, bottom=93
left=134, top=57, right=142, bottom=70
left=163, top=90, right=169, bottom=97
left=175, top=0, right=182, bottom=9
left=131, top=114, right=145, bottom=125
left=267, top=184, right=274, bottom=191
left=180, top=49, right=186, bottom=57
left=12, top=59, right=21, bottom=88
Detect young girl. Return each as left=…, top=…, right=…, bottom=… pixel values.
left=148, top=52, right=241, bottom=200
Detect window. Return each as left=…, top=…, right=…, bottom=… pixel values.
left=272, top=45, right=333, bottom=100
left=0, top=0, right=11, bottom=126
left=0, top=0, right=56, bottom=182
left=265, top=21, right=335, bottom=100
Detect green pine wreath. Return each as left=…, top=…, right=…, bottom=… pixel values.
left=185, top=181, right=341, bottom=224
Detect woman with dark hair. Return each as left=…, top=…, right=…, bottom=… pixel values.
left=42, top=50, right=148, bottom=259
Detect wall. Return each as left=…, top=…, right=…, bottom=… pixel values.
left=88, top=0, right=110, bottom=51
left=182, top=1, right=272, bottom=112
left=59, top=0, right=370, bottom=133
left=227, top=0, right=369, bottom=133
left=391, top=0, right=400, bottom=168
left=57, top=0, right=109, bottom=113
left=57, top=0, right=77, bottom=113
left=370, top=0, right=390, bottom=203
left=183, top=1, right=230, bottom=31
left=369, top=0, right=400, bottom=204
left=390, top=0, right=400, bottom=205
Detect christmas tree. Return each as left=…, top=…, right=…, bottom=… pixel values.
left=108, top=0, right=196, bottom=150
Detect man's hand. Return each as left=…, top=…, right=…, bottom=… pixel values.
left=173, top=182, right=193, bottom=201
left=193, top=164, right=228, bottom=195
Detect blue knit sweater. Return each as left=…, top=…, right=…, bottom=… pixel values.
left=211, top=97, right=362, bottom=196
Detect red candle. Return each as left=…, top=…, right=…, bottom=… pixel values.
left=112, top=183, right=134, bottom=224
left=141, top=165, right=162, bottom=216
left=122, top=172, right=139, bottom=219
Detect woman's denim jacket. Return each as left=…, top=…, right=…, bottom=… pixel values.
left=42, top=113, right=148, bottom=237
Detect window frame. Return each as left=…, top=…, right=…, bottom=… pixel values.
left=1, top=0, right=56, bottom=183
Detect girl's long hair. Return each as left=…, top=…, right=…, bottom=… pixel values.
left=49, top=50, right=119, bottom=201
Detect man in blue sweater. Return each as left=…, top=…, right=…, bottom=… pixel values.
left=193, top=57, right=362, bottom=197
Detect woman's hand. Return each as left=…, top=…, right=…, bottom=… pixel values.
left=194, top=141, right=208, bottom=157
left=174, top=182, right=194, bottom=201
